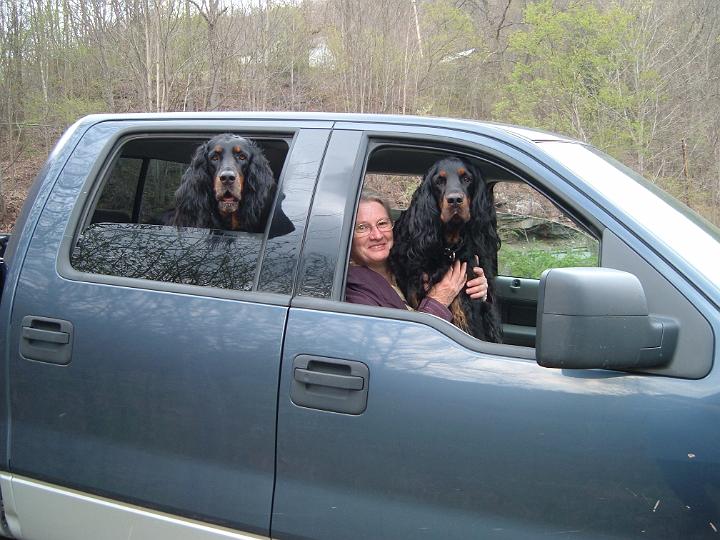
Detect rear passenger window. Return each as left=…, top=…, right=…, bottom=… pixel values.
left=140, top=159, right=187, bottom=223
left=70, top=135, right=292, bottom=292
left=93, top=157, right=141, bottom=223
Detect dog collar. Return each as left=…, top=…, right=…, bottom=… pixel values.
left=444, top=239, right=465, bottom=262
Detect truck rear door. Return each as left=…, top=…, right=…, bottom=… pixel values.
left=3, top=119, right=330, bottom=539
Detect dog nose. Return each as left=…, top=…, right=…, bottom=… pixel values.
left=219, top=171, right=236, bottom=185
left=446, top=194, right=464, bottom=206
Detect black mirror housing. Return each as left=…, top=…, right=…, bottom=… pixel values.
left=536, top=267, right=678, bottom=370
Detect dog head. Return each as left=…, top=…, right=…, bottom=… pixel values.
left=173, top=134, right=276, bottom=232
left=422, top=156, right=492, bottom=245
left=204, top=134, right=254, bottom=218
left=429, top=157, right=476, bottom=232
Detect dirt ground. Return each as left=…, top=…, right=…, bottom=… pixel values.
left=0, top=154, right=47, bottom=232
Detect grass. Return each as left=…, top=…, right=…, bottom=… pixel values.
left=498, top=241, right=598, bottom=279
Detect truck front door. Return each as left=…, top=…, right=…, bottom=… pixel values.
left=273, top=126, right=720, bottom=539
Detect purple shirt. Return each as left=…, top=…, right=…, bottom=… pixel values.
left=345, top=266, right=452, bottom=322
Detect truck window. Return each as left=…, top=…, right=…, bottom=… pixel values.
left=495, top=182, right=598, bottom=279
left=70, top=135, right=290, bottom=292
left=347, top=143, right=600, bottom=348
left=93, top=157, right=142, bottom=223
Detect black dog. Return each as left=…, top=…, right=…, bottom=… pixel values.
left=172, top=134, right=277, bottom=233
left=390, top=156, right=502, bottom=343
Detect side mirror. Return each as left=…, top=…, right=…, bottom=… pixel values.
left=536, top=267, right=678, bottom=370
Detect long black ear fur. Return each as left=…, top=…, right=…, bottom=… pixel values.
left=238, top=140, right=277, bottom=232
left=468, top=162, right=500, bottom=276
left=390, top=163, right=445, bottom=305
left=172, top=142, right=217, bottom=228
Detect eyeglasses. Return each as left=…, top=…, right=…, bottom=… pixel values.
left=354, top=218, right=394, bottom=236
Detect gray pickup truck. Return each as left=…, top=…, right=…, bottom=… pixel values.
left=0, top=112, right=718, bottom=539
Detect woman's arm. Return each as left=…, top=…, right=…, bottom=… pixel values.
left=346, top=266, right=452, bottom=321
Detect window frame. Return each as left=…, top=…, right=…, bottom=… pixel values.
left=58, top=129, right=299, bottom=305
left=298, top=126, right=713, bottom=378
left=339, top=138, right=603, bottom=344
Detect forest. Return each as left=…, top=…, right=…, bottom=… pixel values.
left=1, top=0, right=718, bottom=230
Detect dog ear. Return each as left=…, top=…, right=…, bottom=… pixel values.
left=172, top=141, right=216, bottom=228
left=468, top=162, right=500, bottom=270
left=239, top=141, right=276, bottom=230
left=401, top=164, right=444, bottom=261
left=390, top=162, right=445, bottom=306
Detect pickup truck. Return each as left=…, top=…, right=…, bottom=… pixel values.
left=0, top=112, right=718, bottom=540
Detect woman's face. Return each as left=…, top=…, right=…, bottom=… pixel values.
left=350, top=200, right=394, bottom=269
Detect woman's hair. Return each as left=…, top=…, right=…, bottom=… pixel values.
left=359, top=188, right=392, bottom=219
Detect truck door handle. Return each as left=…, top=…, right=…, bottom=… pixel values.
left=20, top=316, right=74, bottom=365
left=290, top=355, right=369, bottom=414
left=294, top=368, right=364, bottom=390
left=22, top=327, right=70, bottom=344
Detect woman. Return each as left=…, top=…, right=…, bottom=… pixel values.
left=346, top=193, right=488, bottom=323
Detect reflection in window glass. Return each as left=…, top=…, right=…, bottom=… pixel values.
left=495, top=183, right=598, bottom=279
left=140, top=160, right=187, bottom=223
left=94, top=158, right=141, bottom=223
left=71, top=224, right=262, bottom=291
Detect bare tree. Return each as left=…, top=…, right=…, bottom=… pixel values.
left=1, top=0, right=720, bottom=228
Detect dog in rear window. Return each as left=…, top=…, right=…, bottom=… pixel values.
left=172, top=134, right=279, bottom=233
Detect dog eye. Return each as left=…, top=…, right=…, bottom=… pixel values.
left=210, top=154, right=220, bottom=161
left=236, top=152, right=247, bottom=161
left=462, top=175, right=472, bottom=183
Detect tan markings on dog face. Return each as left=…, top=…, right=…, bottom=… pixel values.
left=214, top=172, right=243, bottom=216
left=438, top=164, right=472, bottom=226
left=439, top=192, right=472, bottom=225
left=233, top=145, right=248, bottom=160
left=213, top=145, right=223, bottom=155
left=214, top=173, right=244, bottom=201
left=214, top=176, right=224, bottom=197
left=449, top=298, right=470, bottom=332
left=438, top=170, right=447, bottom=178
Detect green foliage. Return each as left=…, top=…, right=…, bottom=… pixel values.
left=23, top=95, right=106, bottom=126
left=418, top=1, right=487, bottom=117
left=0, top=0, right=718, bottom=230
left=499, top=243, right=598, bottom=279
left=422, top=0, right=478, bottom=58
left=495, top=0, right=640, bottom=150
left=52, top=97, right=108, bottom=125
left=264, top=4, right=312, bottom=77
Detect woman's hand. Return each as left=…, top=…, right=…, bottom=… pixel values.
left=466, top=266, right=488, bottom=301
left=427, top=260, right=467, bottom=307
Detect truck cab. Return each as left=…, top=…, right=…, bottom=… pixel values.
left=0, top=112, right=717, bottom=539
